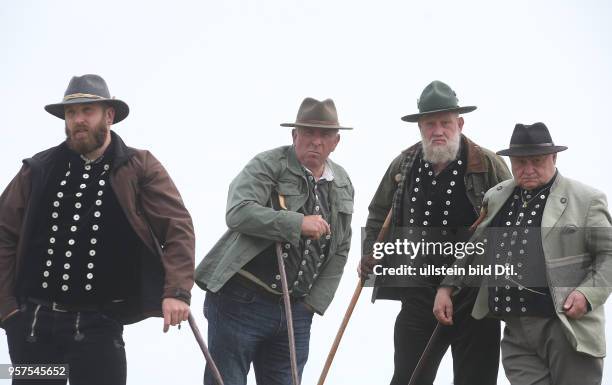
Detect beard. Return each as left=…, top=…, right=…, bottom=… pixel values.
left=65, top=119, right=109, bottom=155
left=421, top=131, right=461, bottom=165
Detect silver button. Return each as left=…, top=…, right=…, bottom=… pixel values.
left=326, top=234, right=331, bottom=240
left=506, top=296, right=511, bottom=301
left=61, top=285, right=69, bottom=292
left=104, top=164, right=110, bottom=171
left=73, top=214, right=80, bottom=221
left=87, top=263, right=94, bottom=269
left=320, top=254, right=325, bottom=259
left=68, top=239, right=75, bottom=245
left=285, top=244, right=290, bottom=249
left=71, top=226, right=77, bottom=232
left=271, top=284, right=277, bottom=289
left=80, top=184, right=86, bottom=189
left=304, top=250, right=309, bottom=255
left=57, top=192, right=64, bottom=198
left=411, top=197, right=416, bottom=202
left=425, top=211, right=430, bottom=216
left=306, top=239, right=311, bottom=245
left=52, top=225, right=58, bottom=232
left=83, top=174, right=89, bottom=179
left=62, top=274, right=69, bottom=280
left=313, top=274, right=317, bottom=278
left=87, top=273, right=93, bottom=279
left=99, top=180, right=106, bottom=186
left=65, top=171, right=71, bottom=177
left=53, top=201, right=60, bottom=207
left=442, top=220, right=448, bottom=225
left=94, top=211, right=101, bottom=218
left=95, top=200, right=102, bottom=206
left=294, top=281, right=299, bottom=286
left=97, top=190, right=103, bottom=196
left=415, top=177, right=420, bottom=182
left=431, top=180, right=437, bottom=185
left=505, top=307, right=511, bottom=312
left=445, top=200, right=451, bottom=205
left=452, top=170, right=458, bottom=175
left=494, top=297, right=499, bottom=302
left=427, top=200, right=432, bottom=206
left=75, top=202, right=82, bottom=209
left=450, top=181, right=456, bottom=186
left=47, top=249, right=53, bottom=255
left=457, top=160, right=463, bottom=165
left=89, top=250, right=96, bottom=256
left=90, top=238, right=97, bottom=245
left=46, top=260, right=52, bottom=267
left=275, top=275, right=281, bottom=280
left=447, top=189, right=452, bottom=194
left=65, top=251, right=72, bottom=257
left=298, top=271, right=303, bottom=276
left=281, top=252, right=288, bottom=258
left=64, top=263, right=70, bottom=269
left=414, top=187, right=419, bottom=192
left=315, top=206, right=320, bottom=211
left=409, top=219, right=414, bottom=224
left=76, top=192, right=83, bottom=198
left=92, top=224, right=99, bottom=231
left=85, top=284, right=92, bottom=291
left=428, top=171, right=433, bottom=176
left=52, top=212, right=59, bottom=219
left=49, top=237, right=56, bottom=244
left=85, top=165, right=91, bottom=170
left=42, top=282, right=48, bottom=288
left=43, top=271, right=49, bottom=277
left=301, top=260, right=306, bottom=266
left=423, top=221, right=428, bottom=226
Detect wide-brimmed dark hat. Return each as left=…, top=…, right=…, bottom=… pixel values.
left=497, top=122, right=567, bottom=156
left=281, top=97, right=352, bottom=130
left=44, top=74, right=129, bottom=124
left=401, top=80, right=477, bottom=122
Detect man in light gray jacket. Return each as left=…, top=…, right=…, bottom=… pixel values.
left=434, top=122, right=612, bottom=385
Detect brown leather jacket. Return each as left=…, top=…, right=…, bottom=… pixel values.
left=0, top=131, right=195, bottom=324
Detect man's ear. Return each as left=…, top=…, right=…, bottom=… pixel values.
left=457, top=116, right=464, bottom=132
left=105, top=106, right=116, bottom=125
left=291, top=128, right=297, bottom=144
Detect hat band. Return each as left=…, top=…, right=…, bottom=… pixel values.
left=296, top=119, right=339, bottom=126
left=509, top=143, right=554, bottom=148
left=63, top=93, right=106, bottom=101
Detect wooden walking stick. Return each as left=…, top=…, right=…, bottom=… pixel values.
left=272, top=193, right=300, bottom=385
left=316, top=210, right=393, bottom=385
left=188, top=313, right=224, bottom=385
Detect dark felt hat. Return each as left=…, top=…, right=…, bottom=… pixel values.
left=497, top=122, right=568, bottom=156
left=401, top=80, right=476, bottom=122
left=44, top=74, right=129, bottom=124
left=281, top=97, right=352, bottom=130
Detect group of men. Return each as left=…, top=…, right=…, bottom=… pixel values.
left=0, top=74, right=610, bottom=385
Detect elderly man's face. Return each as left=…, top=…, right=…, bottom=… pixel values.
left=510, top=154, right=557, bottom=190
left=292, top=126, right=340, bottom=173
left=418, top=112, right=463, bottom=164
left=64, top=103, right=113, bottom=155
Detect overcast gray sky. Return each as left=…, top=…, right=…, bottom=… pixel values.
left=1, top=1, right=611, bottom=384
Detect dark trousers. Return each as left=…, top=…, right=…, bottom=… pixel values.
left=204, top=278, right=314, bottom=385
left=390, top=287, right=500, bottom=385
left=3, top=301, right=126, bottom=385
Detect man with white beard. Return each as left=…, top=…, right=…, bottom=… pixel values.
left=360, top=81, right=511, bottom=385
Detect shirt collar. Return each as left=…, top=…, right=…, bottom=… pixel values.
left=304, top=161, right=335, bottom=182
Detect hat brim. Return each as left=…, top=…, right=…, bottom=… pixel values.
left=496, top=146, right=568, bottom=157
left=401, top=106, right=477, bottom=123
left=44, top=98, right=129, bottom=124
left=280, top=122, right=353, bottom=130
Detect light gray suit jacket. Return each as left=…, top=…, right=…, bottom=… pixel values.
left=444, top=172, right=612, bottom=357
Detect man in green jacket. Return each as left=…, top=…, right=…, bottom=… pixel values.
left=435, top=122, right=611, bottom=385
left=361, top=81, right=511, bottom=385
left=195, top=97, right=354, bottom=385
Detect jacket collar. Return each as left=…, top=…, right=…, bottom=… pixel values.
left=286, top=145, right=349, bottom=187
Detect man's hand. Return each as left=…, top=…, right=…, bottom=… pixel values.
left=357, top=254, right=379, bottom=280
left=433, top=287, right=454, bottom=326
left=301, top=215, right=331, bottom=240
left=162, top=298, right=190, bottom=333
left=563, top=290, right=589, bottom=319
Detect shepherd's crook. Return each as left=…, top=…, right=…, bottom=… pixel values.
left=273, top=193, right=300, bottom=385
left=188, top=313, right=224, bottom=385
left=316, top=210, right=393, bottom=385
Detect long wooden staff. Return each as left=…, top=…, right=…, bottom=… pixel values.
left=316, top=210, right=393, bottom=385
left=273, top=193, right=300, bottom=385
left=188, top=313, right=224, bottom=385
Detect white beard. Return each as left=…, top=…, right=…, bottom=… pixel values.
left=421, top=132, right=461, bottom=165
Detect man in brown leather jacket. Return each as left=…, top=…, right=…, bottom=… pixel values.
left=0, top=74, right=195, bottom=385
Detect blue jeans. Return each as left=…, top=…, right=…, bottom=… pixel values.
left=203, top=278, right=314, bottom=385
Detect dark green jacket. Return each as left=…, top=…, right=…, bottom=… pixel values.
left=364, top=135, right=511, bottom=301
left=195, top=146, right=354, bottom=315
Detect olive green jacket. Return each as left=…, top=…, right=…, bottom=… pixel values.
left=443, top=173, right=612, bottom=357
left=364, top=135, right=511, bottom=301
left=195, top=146, right=354, bottom=315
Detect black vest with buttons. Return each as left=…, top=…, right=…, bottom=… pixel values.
left=487, top=173, right=557, bottom=317
left=241, top=170, right=332, bottom=297
left=24, top=142, right=141, bottom=305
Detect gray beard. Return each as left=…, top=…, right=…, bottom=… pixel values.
left=421, top=133, right=461, bottom=165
